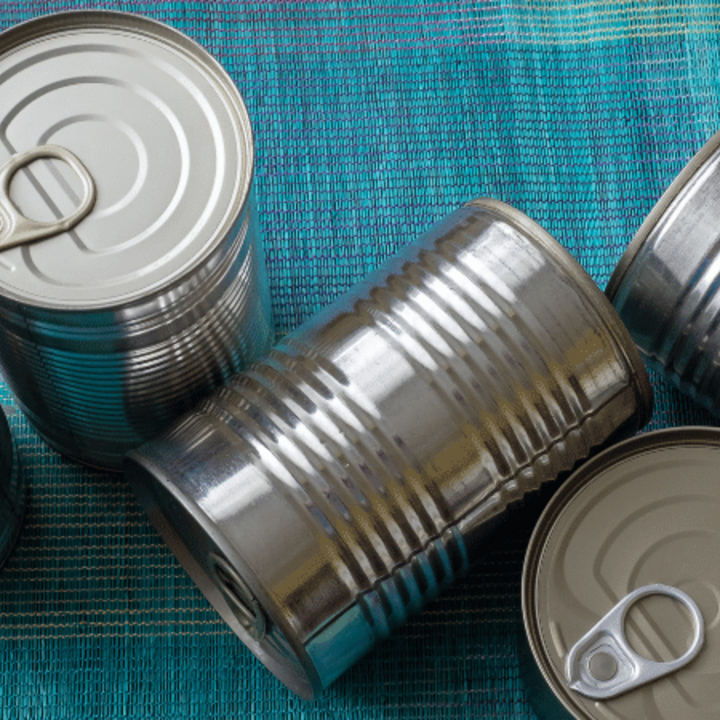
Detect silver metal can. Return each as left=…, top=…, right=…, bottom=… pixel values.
left=0, top=12, right=274, bottom=470
left=522, top=427, right=720, bottom=720
left=0, top=405, right=25, bottom=570
left=607, top=130, right=720, bottom=414
left=125, top=199, right=653, bottom=698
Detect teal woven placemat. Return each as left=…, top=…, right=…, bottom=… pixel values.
left=1, top=2, right=719, bottom=718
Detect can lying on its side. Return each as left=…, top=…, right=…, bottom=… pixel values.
left=522, top=427, right=720, bottom=720
left=126, top=199, right=653, bottom=699
left=0, top=11, right=274, bottom=470
left=0, top=406, right=25, bottom=570
left=607, top=129, right=720, bottom=414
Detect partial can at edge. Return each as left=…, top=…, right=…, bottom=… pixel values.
left=126, top=198, right=653, bottom=699
left=0, top=405, right=25, bottom=570
left=0, top=11, right=274, bottom=470
left=522, top=427, right=720, bottom=720
left=607, top=129, right=720, bottom=415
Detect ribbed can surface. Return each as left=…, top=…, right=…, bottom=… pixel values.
left=0, top=12, right=274, bottom=469
left=607, top=130, right=720, bottom=414
left=126, top=199, right=653, bottom=698
left=0, top=406, right=25, bottom=570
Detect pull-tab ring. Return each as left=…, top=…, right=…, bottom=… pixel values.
left=567, top=583, right=704, bottom=700
left=0, top=145, right=96, bottom=252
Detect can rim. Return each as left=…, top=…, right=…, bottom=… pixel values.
left=521, top=425, right=720, bottom=719
left=0, top=10, right=255, bottom=311
left=466, top=198, right=654, bottom=429
left=605, top=129, right=720, bottom=302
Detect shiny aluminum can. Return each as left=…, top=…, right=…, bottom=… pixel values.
left=125, top=199, right=653, bottom=698
left=522, top=427, right=720, bottom=719
left=0, top=12, right=273, bottom=470
left=0, top=405, right=25, bottom=570
left=607, top=130, right=720, bottom=414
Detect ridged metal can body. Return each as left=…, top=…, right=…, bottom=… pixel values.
left=522, top=428, right=720, bottom=719
left=607, top=130, right=720, bottom=414
left=0, top=12, right=274, bottom=470
left=0, top=406, right=25, bottom=570
left=125, top=199, right=653, bottom=698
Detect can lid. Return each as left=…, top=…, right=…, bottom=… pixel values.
left=523, top=427, right=720, bottom=719
left=605, top=130, right=720, bottom=301
left=0, top=11, right=252, bottom=308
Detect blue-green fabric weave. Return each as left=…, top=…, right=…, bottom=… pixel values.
left=1, top=2, right=719, bottom=718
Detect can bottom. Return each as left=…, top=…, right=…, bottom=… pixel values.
left=124, top=453, right=320, bottom=699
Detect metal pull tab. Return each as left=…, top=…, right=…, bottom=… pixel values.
left=0, top=145, right=96, bottom=252
left=566, top=584, right=704, bottom=700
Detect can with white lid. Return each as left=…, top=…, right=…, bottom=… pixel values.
left=0, top=11, right=274, bottom=470
left=522, top=427, right=720, bottom=719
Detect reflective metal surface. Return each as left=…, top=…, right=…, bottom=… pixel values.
left=0, top=145, right=96, bottom=251
left=126, top=199, right=652, bottom=699
left=523, top=427, right=720, bottom=720
left=0, top=405, right=25, bottom=570
left=566, top=584, right=704, bottom=700
left=607, top=129, right=720, bottom=414
left=0, top=12, right=274, bottom=469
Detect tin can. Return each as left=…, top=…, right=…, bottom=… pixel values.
left=522, top=427, right=720, bottom=719
left=0, top=12, right=274, bottom=470
left=0, top=406, right=25, bottom=570
left=125, top=198, right=653, bottom=698
left=607, top=130, right=720, bottom=414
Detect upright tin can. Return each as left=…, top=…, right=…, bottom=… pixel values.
left=0, top=406, right=25, bottom=570
left=0, top=12, right=274, bottom=470
left=126, top=199, right=653, bottom=698
left=522, top=427, right=720, bottom=719
left=607, top=130, right=720, bottom=415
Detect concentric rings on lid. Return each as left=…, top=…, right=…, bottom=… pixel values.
left=0, top=10, right=253, bottom=308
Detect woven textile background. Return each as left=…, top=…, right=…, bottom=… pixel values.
left=0, top=1, right=719, bottom=718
